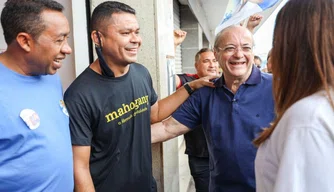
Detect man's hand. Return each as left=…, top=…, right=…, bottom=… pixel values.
left=174, top=29, right=187, bottom=47
left=187, top=75, right=219, bottom=90
left=246, top=14, right=263, bottom=32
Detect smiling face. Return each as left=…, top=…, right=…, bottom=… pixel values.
left=214, top=26, right=254, bottom=82
left=98, top=12, right=141, bottom=67
left=29, top=10, right=72, bottom=75
left=195, top=51, right=219, bottom=77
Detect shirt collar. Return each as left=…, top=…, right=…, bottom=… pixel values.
left=214, top=65, right=261, bottom=87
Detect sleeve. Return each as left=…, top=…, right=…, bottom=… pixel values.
left=176, top=74, right=184, bottom=89
left=172, top=90, right=202, bottom=130
left=64, top=97, right=93, bottom=146
left=150, top=84, right=158, bottom=106
left=273, top=126, right=334, bottom=192
left=145, top=67, right=158, bottom=106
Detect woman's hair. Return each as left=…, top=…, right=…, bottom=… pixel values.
left=254, top=0, right=334, bottom=146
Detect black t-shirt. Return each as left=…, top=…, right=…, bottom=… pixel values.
left=177, top=74, right=209, bottom=158
left=64, top=63, right=158, bottom=192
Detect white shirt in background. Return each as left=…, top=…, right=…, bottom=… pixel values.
left=255, top=90, right=334, bottom=192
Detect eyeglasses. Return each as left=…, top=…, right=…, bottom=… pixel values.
left=216, top=46, right=252, bottom=55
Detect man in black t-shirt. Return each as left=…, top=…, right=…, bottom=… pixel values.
left=64, top=2, right=217, bottom=192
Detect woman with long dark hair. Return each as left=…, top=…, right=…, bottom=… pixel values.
left=254, top=0, right=334, bottom=191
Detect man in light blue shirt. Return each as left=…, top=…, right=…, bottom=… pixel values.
left=0, top=0, right=73, bottom=191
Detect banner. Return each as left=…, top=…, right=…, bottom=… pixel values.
left=215, top=0, right=279, bottom=35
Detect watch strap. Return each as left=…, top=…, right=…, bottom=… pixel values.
left=184, top=83, right=194, bottom=95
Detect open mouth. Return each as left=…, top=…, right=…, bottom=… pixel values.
left=207, top=70, right=217, bottom=73
left=229, top=61, right=246, bottom=65
left=125, top=48, right=138, bottom=54
left=53, top=58, right=63, bottom=69
left=54, top=59, right=61, bottom=64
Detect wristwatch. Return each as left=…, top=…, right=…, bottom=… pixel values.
left=184, top=82, right=194, bottom=95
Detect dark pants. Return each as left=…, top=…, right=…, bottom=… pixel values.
left=188, top=156, right=210, bottom=192
left=151, top=177, right=157, bottom=192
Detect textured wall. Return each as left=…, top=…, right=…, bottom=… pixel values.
left=180, top=5, right=203, bottom=74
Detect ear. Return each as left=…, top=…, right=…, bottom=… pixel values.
left=16, top=32, right=33, bottom=52
left=214, top=49, right=219, bottom=59
left=91, top=30, right=102, bottom=47
left=194, top=62, right=199, bottom=70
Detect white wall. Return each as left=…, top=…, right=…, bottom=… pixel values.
left=57, top=0, right=76, bottom=91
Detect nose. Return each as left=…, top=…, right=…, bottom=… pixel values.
left=208, top=60, right=216, bottom=67
left=233, top=48, right=243, bottom=58
left=61, top=40, right=72, bottom=55
left=130, top=33, right=142, bottom=44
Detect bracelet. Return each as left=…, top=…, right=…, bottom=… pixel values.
left=184, top=82, right=194, bottom=95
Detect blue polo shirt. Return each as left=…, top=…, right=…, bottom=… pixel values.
left=172, top=66, right=275, bottom=192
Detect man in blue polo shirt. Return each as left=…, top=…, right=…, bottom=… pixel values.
left=152, top=25, right=275, bottom=192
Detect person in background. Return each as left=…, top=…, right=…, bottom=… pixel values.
left=64, top=1, right=217, bottom=192
left=254, top=0, right=334, bottom=191
left=246, top=14, right=263, bottom=33
left=244, top=14, right=264, bottom=71
left=248, top=14, right=263, bottom=70
left=254, top=55, right=262, bottom=69
left=179, top=48, right=218, bottom=192
left=174, top=29, right=219, bottom=192
left=152, top=25, right=275, bottom=192
left=0, top=0, right=73, bottom=191
left=261, top=49, right=272, bottom=73
left=174, top=29, right=187, bottom=52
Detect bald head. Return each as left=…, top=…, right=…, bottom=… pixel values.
left=214, top=25, right=254, bottom=51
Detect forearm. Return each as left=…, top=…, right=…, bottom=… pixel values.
left=153, top=85, right=190, bottom=123
left=150, top=76, right=215, bottom=123
left=151, top=121, right=178, bottom=143
left=74, top=168, right=95, bottom=192
left=247, top=27, right=255, bottom=33
left=151, top=117, right=190, bottom=143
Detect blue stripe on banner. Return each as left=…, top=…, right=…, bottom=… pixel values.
left=258, top=0, right=279, bottom=10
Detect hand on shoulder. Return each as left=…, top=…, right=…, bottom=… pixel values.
left=187, top=75, right=219, bottom=90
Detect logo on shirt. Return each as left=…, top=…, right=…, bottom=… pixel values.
left=105, top=95, right=149, bottom=124
left=20, top=109, right=40, bottom=130
left=59, top=100, right=69, bottom=117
